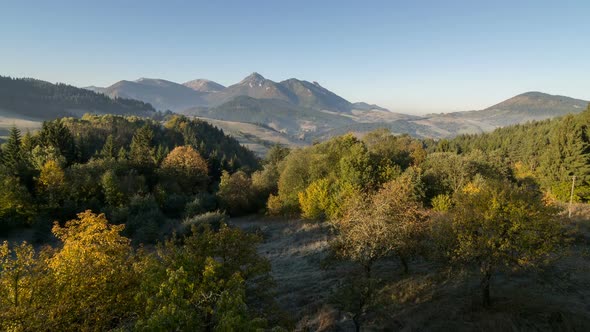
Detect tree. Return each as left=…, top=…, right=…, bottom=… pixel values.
left=37, top=160, right=66, bottom=206
left=129, top=124, right=155, bottom=169
left=100, top=134, right=116, bottom=160
left=0, top=241, right=44, bottom=330
left=159, top=145, right=209, bottom=194
left=0, top=174, right=33, bottom=227
left=1, top=126, right=25, bottom=175
left=101, top=169, right=125, bottom=207
left=38, top=120, right=77, bottom=164
left=135, top=223, right=271, bottom=331
left=447, top=179, right=565, bottom=306
left=47, top=211, right=137, bottom=330
left=332, top=174, right=427, bottom=276
left=217, top=170, right=256, bottom=216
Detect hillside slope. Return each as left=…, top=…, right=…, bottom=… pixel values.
left=0, top=76, right=156, bottom=120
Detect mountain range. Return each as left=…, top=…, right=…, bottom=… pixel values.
left=87, top=72, right=390, bottom=114
left=1, top=73, right=588, bottom=155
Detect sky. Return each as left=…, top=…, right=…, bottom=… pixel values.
left=1, top=0, right=589, bottom=114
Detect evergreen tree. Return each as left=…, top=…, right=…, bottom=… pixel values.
left=100, top=134, right=116, bottom=160
left=38, top=120, right=77, bottom=164
left=129, top=124, right=155, bottom=169
left=1, top=126, right=23, bottom=174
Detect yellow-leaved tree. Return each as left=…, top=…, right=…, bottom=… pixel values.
left=46, top=211, right=137, bottom=330
left=159, top=145, right=209, bottom=194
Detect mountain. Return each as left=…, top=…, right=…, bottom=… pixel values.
left=87, top=72, right=392, bottom=115
left=183, top=79, right=225, bottom=93
left=278, top=78, right=352, bottom=112
left=100, top=78, right=208, bottom=112
left=0, top=76, right=155, bottom=120
left=183, top=95, right=355, bottom=138
left=413, top=92, right=590, bottom=136
left=448, top=92, right=589, bottom=127
left=205, top=73, right=296, bottom=106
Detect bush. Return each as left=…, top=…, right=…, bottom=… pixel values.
left=184, top=192, right=218, bottom=218
left=179, top=211, right=228, bottom=235
left=161, top=193, right=189, bottom=218
left=125, top=194, right=165, bottom=243
left=431, top=194, right=452, bottom=212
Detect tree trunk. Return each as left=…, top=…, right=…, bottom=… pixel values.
left=364, top=263, right=372, bottom=279
left=353, top=315, right=361, bottom=332
left=400, top=256, right=409, bottom=274
left=481, top=271, right=492, bottom=307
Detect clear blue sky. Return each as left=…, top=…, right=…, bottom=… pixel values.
left=1, top=0, right=588, bottom=113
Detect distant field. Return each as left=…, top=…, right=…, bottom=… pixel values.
left=195, top=117, right=308, bottom=155
left=0, top=109, right=42, bottom=139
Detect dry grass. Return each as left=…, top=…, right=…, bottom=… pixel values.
left=230, top=213, right=590, bottom=331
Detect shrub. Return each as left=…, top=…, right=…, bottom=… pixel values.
left=179, top=211, right=228, bottom=235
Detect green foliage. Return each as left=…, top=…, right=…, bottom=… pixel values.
left=331, top=174, right=427, bottom=275
left=431, top=194, right=452, bottom=212
left=180, top=211, right=228, bottom=235
left=445, top=179, right=566, bottom=305
left=0, top=212, right=277, bottom=331
left=38, top=120, right=77, bottom=164
left=0, top=174, right=34, bottom=228
left=217, top=170, right=258, bottom=216
left=0, top=76, right=155, bottom=120
left=449, top=108, right=590, bottom=201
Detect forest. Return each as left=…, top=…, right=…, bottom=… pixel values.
left=0, top=76, right=157, bottom=120
left=1, top=105, right=589, bottom=330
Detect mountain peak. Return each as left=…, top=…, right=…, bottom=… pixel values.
left=183, top=79, right=225, bottom=93
left=241, top=72, right=266, bottom=83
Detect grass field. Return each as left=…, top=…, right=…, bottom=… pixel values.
left=230, top=211, right=590, bottom=331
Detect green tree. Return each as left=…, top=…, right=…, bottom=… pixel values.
left=1, top=126, right=25, bottom=174
left=38, top=120, right=77, bottom=164
left=101, top=169, right=125, bottom=207
left=447, top=179, right=566, bottom=306
left=100, top=134, right=116, bottom=160
left=129, top=124, right=155, bottom=169
left=217, top=170, right=256, bottom=216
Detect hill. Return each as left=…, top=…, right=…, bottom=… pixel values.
left=0, top=76, right=156, bottom=120
left=412, top=92, right=590, bottom=136
left=183, top=95, right=355, bottom=137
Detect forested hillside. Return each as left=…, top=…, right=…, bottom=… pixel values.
left=443, top=103, right=590, bottom=201
left=0, top=76, right=156, bottom=119
left=0, top=114, right=258, bottom=236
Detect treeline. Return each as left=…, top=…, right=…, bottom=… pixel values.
left=0, top=76, right=155, bottom=119
left=0, top=114, right=259, bottom=242
left=437, top=104, right=590, bottom=201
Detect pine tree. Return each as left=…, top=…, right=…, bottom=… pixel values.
left=2, top=126, right=23, bottom=174
left=129, top=125, right=155, bottom=168
left=100, top=135, right=116, bottom=160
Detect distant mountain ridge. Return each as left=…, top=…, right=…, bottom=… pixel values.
left=90, top=72, right=391, bottom=114
left=4, top=73, right=588, bottom=155
left=99, top=78, right=209, bottom=112
left=413, top=91, right=590, bottom=136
